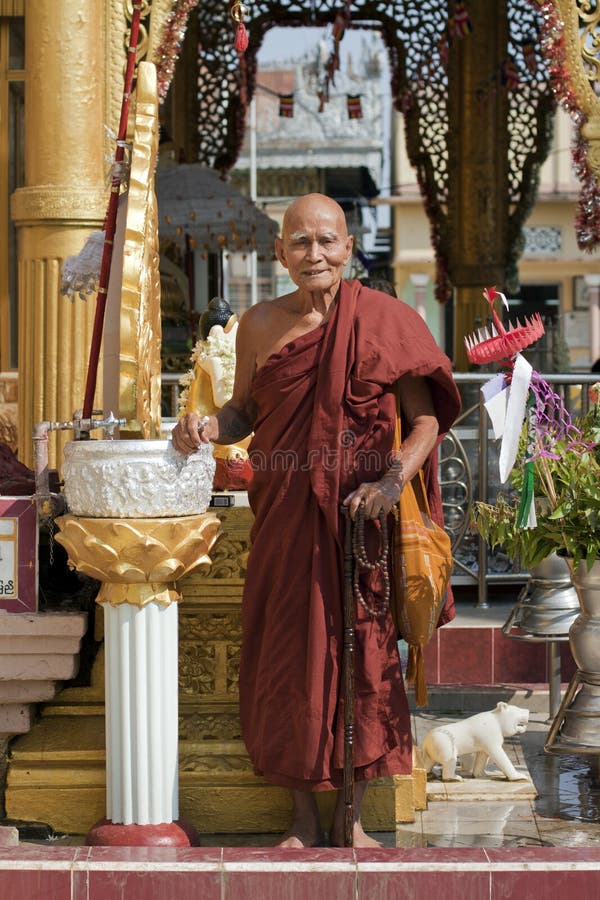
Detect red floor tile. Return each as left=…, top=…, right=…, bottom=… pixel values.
left=357, top=869, right=490, bottom=899
left=355, top=848, right=489, bottom=864
left=224, top=870, right=357, bottom=900
left=490, top=869, right=600, bottom=899
left=0, top=870, right=72, bottom=899
left=485, top=847, right=600, bottom=863
left=86, top=845, right=222, bottom=864
left=222, top=847, right=356, bottom=900
left=84, top=847, right=223, bottom=900
left=222, top=847, right=352, bottom=864
left=87, top=869, right=221, bottom=900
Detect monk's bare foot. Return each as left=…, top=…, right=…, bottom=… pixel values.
left=350, top=822, right=382, bottom=848
left=330, top=782, right=382, bottom=847
left=276, top=827, right=324, bottom=849
left=330, top=820, right=382, bottom=848
left=276, top=790, right=323, bottom=848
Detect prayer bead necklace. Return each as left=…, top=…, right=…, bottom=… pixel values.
left=351, top=504, right=390, bottom=617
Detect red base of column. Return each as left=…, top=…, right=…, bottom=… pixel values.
left=85, top=818, right=200, bottom=847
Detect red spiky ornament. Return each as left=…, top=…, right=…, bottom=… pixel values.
left=464, top=286, right=545, bottom=365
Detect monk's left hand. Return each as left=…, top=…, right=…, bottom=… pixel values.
left=343, top=478, right=400, bottom=521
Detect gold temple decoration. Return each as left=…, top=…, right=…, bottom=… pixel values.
left=554, top=0, right=600, bottom=181
left=55, top=511, right=220, bottom=608
left=116, top=60, right=163, bottom=437
left=146, top=0, right=177, bottom=63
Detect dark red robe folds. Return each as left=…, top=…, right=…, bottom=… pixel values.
left=239, top=280, right=460, bottom=791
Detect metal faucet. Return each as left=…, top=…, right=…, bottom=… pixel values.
left=32, top=410, right=126, bottom=525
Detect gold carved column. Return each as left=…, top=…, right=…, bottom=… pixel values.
left=554, top=1, right=600, bottom=192
left=447, top=0, right=510, bottom=370
left=11, top=0, right=107, bottom=469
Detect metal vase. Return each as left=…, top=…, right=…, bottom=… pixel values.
left=545, top=558, right=600, bottom=755
left=502, top=553, right=580, bottom=641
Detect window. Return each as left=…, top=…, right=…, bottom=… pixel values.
left=0, top=16, right=24, bottom=371
left=225, top=253, right=275, bottom=317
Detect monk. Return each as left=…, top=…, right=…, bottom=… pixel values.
left=172, top=193, right=460, bottom=847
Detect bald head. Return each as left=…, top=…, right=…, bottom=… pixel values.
left=281, top=193, right=349, bottom=241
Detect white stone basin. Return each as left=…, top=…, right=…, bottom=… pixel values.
left=61, top=439, right=215, bottom=518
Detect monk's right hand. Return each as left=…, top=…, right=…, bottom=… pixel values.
left=171, top=413, right=219, bottom=456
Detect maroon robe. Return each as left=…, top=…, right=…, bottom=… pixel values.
left=239, top=280, right=460, bottom=791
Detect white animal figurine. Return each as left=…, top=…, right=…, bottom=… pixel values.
left=421, top=702, right=530, bottom=782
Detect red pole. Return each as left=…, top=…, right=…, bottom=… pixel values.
left=81, top=0, right=144, bottom=422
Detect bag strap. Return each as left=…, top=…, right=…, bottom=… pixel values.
left=393, top=385, right=433, bottom=520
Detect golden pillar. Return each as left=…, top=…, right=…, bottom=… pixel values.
left=11, top=0, right=107, bottom=468
left=447, top=0, right=510, bottom=370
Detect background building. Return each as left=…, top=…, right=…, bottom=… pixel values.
left=227, top=31, right=391, bottom=314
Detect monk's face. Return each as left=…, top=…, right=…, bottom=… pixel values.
left=275, top=194, right=353, bottom=295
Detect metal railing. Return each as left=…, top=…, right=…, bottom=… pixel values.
left=162, top=370, right=600, bottom=607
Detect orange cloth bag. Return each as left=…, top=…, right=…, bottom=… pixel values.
left=392, top=407, right=453, bottom=707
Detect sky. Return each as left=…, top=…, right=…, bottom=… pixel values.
left=257, top=25, right=387, bottom=71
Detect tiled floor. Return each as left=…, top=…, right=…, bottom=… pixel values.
left=398, top=686, right=600, bottom=850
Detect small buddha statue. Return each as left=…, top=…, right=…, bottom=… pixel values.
left=179, top=297, right=252, bottom=491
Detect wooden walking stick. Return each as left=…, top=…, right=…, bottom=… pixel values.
left=342, top=506, right=355, bottom=848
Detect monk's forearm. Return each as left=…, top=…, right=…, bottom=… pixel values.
left=212, top=403, right=254, bottom=445
left=380, top=415, right=439, bottom=502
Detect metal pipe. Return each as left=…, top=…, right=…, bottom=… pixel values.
left=477, top=390, right=489, bottom=608
left=249, top=96, right=258, bottom=307
left=32, top=421, right=51, bottom=521
left=547, top=640, right=562, bottom=723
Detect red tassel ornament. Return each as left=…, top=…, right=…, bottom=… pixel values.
left=231, top=2, right=250, bottom=55
left=234, top=21, right=249, bottom=53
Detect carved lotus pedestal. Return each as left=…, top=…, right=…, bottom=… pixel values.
left=55, top=440, right=219, bottom=847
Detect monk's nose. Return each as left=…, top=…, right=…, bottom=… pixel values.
left=306, top=241, right=323, bottom=260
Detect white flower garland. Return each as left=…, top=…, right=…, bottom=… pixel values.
left=178, top=325, right=237, bottom=416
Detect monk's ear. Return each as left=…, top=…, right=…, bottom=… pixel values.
left=344, top=234, right=354, bottom=263
left=275, top=236, right=288, bottom=269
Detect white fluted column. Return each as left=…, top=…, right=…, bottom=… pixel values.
left=410, top=272, right=429, bottom=321
left=54, top=508, right=220, bottom=847
left=104, top=602, right=179, bottom=825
